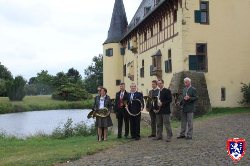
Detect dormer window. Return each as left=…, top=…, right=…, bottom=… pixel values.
left=144, top=7, right=151, bottom=16
left=154, top=0, right=160, bottom=6
left=134, top=17, right=140, bottom=25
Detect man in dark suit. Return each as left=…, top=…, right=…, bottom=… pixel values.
left=128, top=83, right=144, bottom=140
left=146, top=80, right=159, bottom=138
left=114, top=83, right=129, bottom=138
left=154, top=79, right=173, bottom=142
left=177, top=77, right=198, bottom=140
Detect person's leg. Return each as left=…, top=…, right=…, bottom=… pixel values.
left=163, top=114, right=173, bottom=141
left=179, top=111, right=187, bottom=137
left=103, top=127, right=108, bottom=140
left=135, top=114, right=141, bottom=139
left=149, top=111, right=156, bottom=136
left=130, top=116, right=135, bottom=138
left=117, top=112, right=123, bottom=138
left=98, top=127, right=102, bottom=141
left=124, top=111, right=130, bottom=137
left=155, top=114, right=163, bottom=139
left=186, top=112, right=194, bottom=139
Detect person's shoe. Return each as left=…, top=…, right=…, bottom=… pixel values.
left=148, top=134, right=156, bottom=138
left=153, top=137, right=162, bottom=140
left=135, top=137, right=140, bottom=141
left=177, top=135, right=186, bottom=139
left=185, top=137, right=192, bottom=140
left=166, top=139, right=171, bottom=142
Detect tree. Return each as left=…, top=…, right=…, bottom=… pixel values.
left=53, top=72, right=69, bottom=88
left=0, top=63, right=13, bottom=80
left=84, top=54, right=103, bottom=93
left=0, top=63, right=13, bottom=96
left=52, top=83, right=91, bottom=101
left=26, top=70, right=54, bottom=95
left=67, top=68, right=82, bottom=84
left=7, top=76, right=26, bottom=101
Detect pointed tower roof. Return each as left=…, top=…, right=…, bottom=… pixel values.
left=104, top=0, right=128, bottom=44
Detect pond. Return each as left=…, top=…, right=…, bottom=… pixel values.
left=0, top=109, right=94, bottom=138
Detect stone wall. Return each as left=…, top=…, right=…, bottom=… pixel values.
left=169, top=71, right=211, bottom=120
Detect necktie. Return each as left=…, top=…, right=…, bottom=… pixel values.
left=130, top=93, right=134, bottom=101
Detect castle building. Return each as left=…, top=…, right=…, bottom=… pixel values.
left=103, top=0, right=250, bottom=108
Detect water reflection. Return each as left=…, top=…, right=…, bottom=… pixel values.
left=0, top=109, right=94, bottom=138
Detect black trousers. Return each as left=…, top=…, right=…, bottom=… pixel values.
left=117, top=108, right=129, bottom=137
left=130, top=113, right=141, bottom=138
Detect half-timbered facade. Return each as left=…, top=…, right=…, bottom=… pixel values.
left=103, top=0, right=250, bottom=108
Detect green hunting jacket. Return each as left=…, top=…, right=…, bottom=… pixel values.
left=180, top=86, right=198, bottom=113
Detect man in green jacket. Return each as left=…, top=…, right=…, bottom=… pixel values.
left=177, top=77, right=198, bottom=140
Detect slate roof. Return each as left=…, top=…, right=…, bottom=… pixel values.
left=104, top=0, right=128, bottom=44
left=122, top=0, right=165, bottom=40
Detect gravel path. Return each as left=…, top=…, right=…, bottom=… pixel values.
left=60, top=113, right=250, bottom=166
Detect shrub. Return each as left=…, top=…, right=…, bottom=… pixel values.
left=51, top=118, right=96, bottom=139
left=240, top=82, right=250, bottom=106
left=6, top=76, right=26, bottom=101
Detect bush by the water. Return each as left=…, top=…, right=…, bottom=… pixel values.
left=51, top=118, right=96, bottom=139
left=6, top=76, right=26, bottom=101
left=240, top=83, right=250, bottom=106
left=52, top=83, right=91, bottom=101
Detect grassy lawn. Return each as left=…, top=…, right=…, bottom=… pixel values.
left=0, top=107, right=249, bottom=166
left=0, top=95, right=93, bottom=114
left=0, top=135, right=127, bottom=166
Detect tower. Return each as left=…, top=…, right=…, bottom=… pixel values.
left=103, top=0, right=128, bottom=98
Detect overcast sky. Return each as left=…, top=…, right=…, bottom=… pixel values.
left=0, top=0, right=141, bottom=80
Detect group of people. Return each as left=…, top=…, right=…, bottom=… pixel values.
left=92, top=77, right=198, bottom=142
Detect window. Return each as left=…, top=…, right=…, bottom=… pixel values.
left=188, top=43, right=208, bottom=72
left=127, top=42, right=130, bottom=50
left=165, top=49, right=172, bottom=73
left=159, top=21, right=162, bottom=31
left=200, top=1, right=209, bottom=24
left=140, top=60, right=144, bottom=78
left=140, top=68, right=144, bottom=78
left=173, top=10, right=177, bottom=22
left=150, top=65, right=154, bottom=76
left=221, top=87, right=226, bottom=101
left=116, top=80, right=121, bottom=86
left=144, top=7, right=151, bottom=16
left=154, top=0, right=160, bottom=6
left=123, top=64, right=126, bottom=76
left=134, top=17, right=140, bottom=25
left=105, top=48, right=113, bottom=57
left=195, top=1, right=209, bottom=24
left=120, top=47, right=125, bottom=55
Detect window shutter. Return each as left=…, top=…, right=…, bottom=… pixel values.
left=194, top=10, right=201, bottom=23
left=120, top=48, right=125, bottom=55
left=189, top=55, right=198, bottom=71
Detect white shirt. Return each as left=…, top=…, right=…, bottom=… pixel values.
left=99, top=96, right=106, bottom=109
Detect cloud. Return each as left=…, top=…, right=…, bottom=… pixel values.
left=0, top=0, right=141, bottom=79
